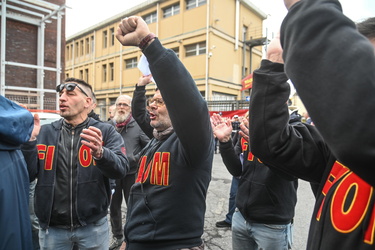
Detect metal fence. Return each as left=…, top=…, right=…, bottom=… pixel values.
left=6, top=94, right=57, bottom=111
left=207, top=100, right=249, bottom=112
left=6, top=94, right=250, bottom=115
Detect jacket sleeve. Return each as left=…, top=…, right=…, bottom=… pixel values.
left=21, top=140, right=38, bottom=182
left=249, top=59, right=330, bottom=184
left=280, top=0, right=375, bottom=186
left=139, top=129, right=151, bottom=148
left=131, top=85, right=154, bottom=139
left=219, top=140, right=242, bottom=177
left=95, top=124, right=128, bottom=179
left=143, top=39, right=214, bottom=165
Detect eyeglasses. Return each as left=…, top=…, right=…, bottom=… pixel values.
left=148, top=98, right=165, bottom=107
left=116, top=103, right=130, bottom=107
left=56, top=83, right=89, bottom=97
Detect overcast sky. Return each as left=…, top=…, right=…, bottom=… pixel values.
left=65, top=0, right=375, bottom=38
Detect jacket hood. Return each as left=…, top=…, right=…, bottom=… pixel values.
left=0, top=96, right=34, bottom=149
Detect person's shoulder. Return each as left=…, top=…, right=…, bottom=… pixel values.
left=90, top=118, right=111, bottom=128
left=106, top=119, right=116, bottom=127
left=91, top=119, right=120, bottom=138
left=40, top=119, right=63, bottom=132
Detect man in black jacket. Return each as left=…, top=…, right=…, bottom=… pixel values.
left=249, top=3, right=375, bottom=248
left=22, top=78, right=128, bottom=249
left=116, top=16, right=214, bottom=250
left=108, top=94, right=149, bottom=249
left=211, top=112, right=297, bottom=250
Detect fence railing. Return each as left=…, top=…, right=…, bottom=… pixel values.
left=207, top=100, right=249, bottom=112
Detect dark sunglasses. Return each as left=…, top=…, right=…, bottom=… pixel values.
left=56, top=83, right=89, bottom=97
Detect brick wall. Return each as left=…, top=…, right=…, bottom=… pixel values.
left=0, top=0, right=66, bottom=109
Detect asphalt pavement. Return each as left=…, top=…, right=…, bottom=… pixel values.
left=203, top=153, right=316, bottom=250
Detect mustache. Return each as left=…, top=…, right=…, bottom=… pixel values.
left=114, top=112, right=130, bottom=123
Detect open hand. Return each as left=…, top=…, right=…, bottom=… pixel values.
left=210, top=113, right=232, bottom=143
left=30, top=113, right=41, bottom=141
left=266, top=32, right=284, bottom=64
left=80, top=126, right=104, bottom=159
left=239, top=122, right=249, bottom=142
left=138, top=75, right=153, bottom=87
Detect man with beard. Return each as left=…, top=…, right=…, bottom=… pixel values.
left=108, top=95, right=150, bottom=250
left=116, top=16, right=214, bottom=249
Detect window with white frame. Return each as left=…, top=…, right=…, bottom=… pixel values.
left=85, top=68, right=89, bottom=82
left=212, top=92, right=236, bottom=101
left=75, top=42, right=79, bottom=57
left=91, top=36, right=94, bottom=53
left=171, top=47, right=179, bottom=57
left=102, top=64, right=107, bottom=82
left=143, top=12, right=157, bottom=24
left=185, top=42, right=206, bottom=57
left=80, top=40, right=84, bottom=56
left=109, top=62, right=114, bottom=81
left=110, top=28, right=115, bottom=46
left=163, top=3, right=180, bottom=18
left=186, top=0, right=206, bottom=10
left=66, top=46, right=70, bottom=60
left=125, top=58, right=137, bottom=69
left=103, top=30, right=108, bottom=48
left=85, top=38, right=90, bottom=54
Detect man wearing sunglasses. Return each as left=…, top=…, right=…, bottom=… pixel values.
left=116, top=17, right=214, bottom=250
left=22, top=77, right=128, bottom=249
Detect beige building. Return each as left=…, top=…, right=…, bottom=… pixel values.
left=65, top=0, right=267, bottom=119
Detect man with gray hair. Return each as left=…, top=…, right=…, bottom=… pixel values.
left=108, top=95, right=150, bottom=249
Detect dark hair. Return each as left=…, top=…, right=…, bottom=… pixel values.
left=64, top=77, right=94, bottom=99
left=91, top=91, right=97, bottom=104
left=357, top=17, right=375, bottom=39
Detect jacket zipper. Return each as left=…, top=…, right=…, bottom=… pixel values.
left=46, top=125, right=61, bottom=233
left=70, top=128, right=75, bottom=230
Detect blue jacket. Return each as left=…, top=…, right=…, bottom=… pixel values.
left=0, top=96, right=33, bottom=249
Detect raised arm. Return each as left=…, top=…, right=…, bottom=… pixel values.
left=211, top=114, right=242, bottom=176
left=249, top=36, right=331, bottom=183
left=280, top=0, right=375, bottom=185
left=131, top=75, right=154, bottom=139
left=117, top=17, right=213, bottom=164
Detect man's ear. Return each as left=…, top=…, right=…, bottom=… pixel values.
left=84, top=97, right=93, bottom=109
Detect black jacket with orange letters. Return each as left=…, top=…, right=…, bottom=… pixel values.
left=22, top=117, right=128, bottom=230
left=250, top=58, right=375, bottom=249
left=219, top=136, right=298, bottom=225
left=125, top=39, right=214, bottom=250
left=273, top=0, right=375, bottom=248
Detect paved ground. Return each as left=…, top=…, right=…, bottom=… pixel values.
left=203, top=153, right=316, bottom=250
left=112, top=153, right=316, bottom=249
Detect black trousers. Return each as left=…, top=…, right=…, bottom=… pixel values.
left=109, top=173, right=135, bottom=239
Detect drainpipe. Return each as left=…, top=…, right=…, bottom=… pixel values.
left=205, top=0, right=210, bottom=100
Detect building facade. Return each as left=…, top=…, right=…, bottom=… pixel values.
left=0, top=0, right=66, bottom=110
left=65, top=0, right=267, bottom=119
